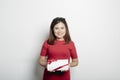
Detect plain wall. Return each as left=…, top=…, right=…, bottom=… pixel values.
left=0, top=0, right=120, bottom=80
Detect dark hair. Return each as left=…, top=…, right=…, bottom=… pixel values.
left=47, top=17, right=71, bottom=45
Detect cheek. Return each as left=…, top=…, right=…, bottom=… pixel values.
left=62, top=29, right=66, bottom=33
left=54, top=30, right=58, bottom=33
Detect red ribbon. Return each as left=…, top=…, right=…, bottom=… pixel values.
left=53, top=64, right=69, bottom=71
left=47, top=59, right=57, bottom=64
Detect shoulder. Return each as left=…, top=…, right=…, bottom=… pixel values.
left=44, top=40, right=48, bottom=44
left=67, top=40, right=75, bottom=47
left=69, top=40, right=75, bottom=45
left=70, top=40, right=77, bottom=47
left=68, top=40, right=76, bottom=50
left=42, top=40, right=49, bottom=47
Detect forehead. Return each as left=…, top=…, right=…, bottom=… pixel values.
left=54, top=22, right=65, bottom=27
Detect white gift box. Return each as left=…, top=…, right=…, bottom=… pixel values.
left=47, top=59, right=69, bottom=72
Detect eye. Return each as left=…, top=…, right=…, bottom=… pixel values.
left=54, top=27, right=59, bottom=30
left=61, top=27, right=65, bottom=29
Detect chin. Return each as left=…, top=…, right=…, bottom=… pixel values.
left=56, top=36, right=63, bottom=38
left=57, top=37, right=64, bottom=39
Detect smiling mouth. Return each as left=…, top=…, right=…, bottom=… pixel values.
left=57, top=33, right=64, bottom=35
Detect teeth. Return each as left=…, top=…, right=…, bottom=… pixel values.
left=58, top=34, right=62, bottom=35
left=58, top=33, right=62, bottom=35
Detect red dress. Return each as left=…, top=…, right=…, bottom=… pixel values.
left=40, top=40, right=78, bottom=80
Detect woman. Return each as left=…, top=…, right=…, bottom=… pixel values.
left=39, top=17, right=78, bottom=80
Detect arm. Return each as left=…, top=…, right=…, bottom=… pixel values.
left=69, top=41, right=78, bottom=67
left=70, top=58, right=78, bottom=67
left=39, top=56, right=47, bottom=67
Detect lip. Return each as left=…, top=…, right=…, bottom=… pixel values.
left=57, top=32, right=64, bottom=34
left=57, top=33, right=64, bottom=36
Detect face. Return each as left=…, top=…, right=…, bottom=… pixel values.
left=53, top=22, right=66, bottom=40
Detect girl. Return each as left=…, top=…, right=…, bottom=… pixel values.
left=39, top=17, right=78, bottom=80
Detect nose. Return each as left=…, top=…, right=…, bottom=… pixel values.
left=58, top=29, right=62, bottom=33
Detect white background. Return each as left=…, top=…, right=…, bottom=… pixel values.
left=0, top=0, right=120, bottom=80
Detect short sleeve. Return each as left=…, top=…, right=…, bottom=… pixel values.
left=69, top=41, right=78, bottom=59
left=40, top=40, right=48, bottom=56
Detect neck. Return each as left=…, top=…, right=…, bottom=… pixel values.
left=56, top=38, right=64, bottom=41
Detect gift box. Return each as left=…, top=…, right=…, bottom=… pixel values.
left=47, top=59, right=69, bottom=72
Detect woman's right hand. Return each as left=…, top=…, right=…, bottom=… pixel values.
left=39, top=56, right=47, bottom=67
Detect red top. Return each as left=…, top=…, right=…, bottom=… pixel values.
left=40, top=40, right=78, bottom=80
left=41, top=40, right=77, bottom=59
